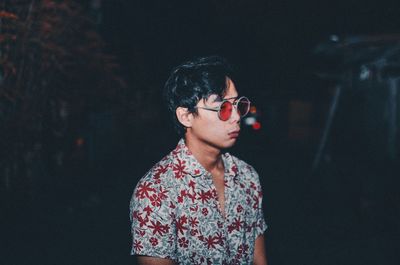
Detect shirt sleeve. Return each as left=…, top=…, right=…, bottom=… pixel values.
left=130, top=176, right=177, bottom=260
left=251, top=167, right=268, bottom=237
left=255, top=200, right=267, bottom=237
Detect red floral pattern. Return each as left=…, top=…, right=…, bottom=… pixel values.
left=130, top=139, right=267, bottom=264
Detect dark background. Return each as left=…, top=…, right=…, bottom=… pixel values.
left=2, top=0, right=400, bottom=264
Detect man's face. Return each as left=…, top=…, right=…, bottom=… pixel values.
left=186, top=78, right=241, bottom=150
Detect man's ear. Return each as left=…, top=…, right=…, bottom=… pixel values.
left=176, top=107, right=194, bottom=128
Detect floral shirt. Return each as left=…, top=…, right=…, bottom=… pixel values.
left=130, top=139, right=267, bottom=265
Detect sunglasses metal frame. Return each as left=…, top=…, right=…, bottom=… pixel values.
left=195, top=96, right=251, bottom=121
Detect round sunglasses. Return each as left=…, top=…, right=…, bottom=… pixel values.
left=195, top=96, right=251, bottom=121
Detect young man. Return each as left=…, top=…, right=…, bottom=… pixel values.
left=130, top=56, right=268, bottom=265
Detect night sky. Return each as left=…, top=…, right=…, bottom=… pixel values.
left=101, top=0, right=400, bottom=93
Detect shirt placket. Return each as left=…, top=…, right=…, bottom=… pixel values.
left=222, top=172, right=230, bottom=262
left=203, top=173, right=222, bottom=219
left=205, top=172, right=229, bottom=262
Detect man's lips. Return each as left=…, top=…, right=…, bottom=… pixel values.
left=228, top=130, right=240, bottom=138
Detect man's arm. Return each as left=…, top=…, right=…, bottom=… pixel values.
left=137, top=256, right=177, bottom=265
left=253, top=235, right=268, bottom=265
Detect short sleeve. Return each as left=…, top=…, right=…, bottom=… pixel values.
left=250, top=166, right=268, bottom=237
left=255, top=200, right=267, bottom=237
left=130, top=177, right=177, bottom=260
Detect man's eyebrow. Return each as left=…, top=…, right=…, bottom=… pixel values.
left=212, top=96, right=238, bottom=103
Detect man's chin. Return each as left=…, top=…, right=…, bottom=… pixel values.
left=221, top=138, right=238, bottom=149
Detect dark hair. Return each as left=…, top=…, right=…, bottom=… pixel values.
left=164, top=55, right=235, bottom=135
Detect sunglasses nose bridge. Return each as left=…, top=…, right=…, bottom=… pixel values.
left=229, top=101, right=241, bottom=121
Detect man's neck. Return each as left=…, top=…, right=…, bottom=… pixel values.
left=184, top=135, right=224, bottom=174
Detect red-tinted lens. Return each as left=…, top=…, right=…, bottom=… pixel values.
left=219, top=101, right=233, bottom=121
left=237, top=98, right=250, bottom=117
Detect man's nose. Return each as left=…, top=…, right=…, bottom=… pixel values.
left=229, top=106, right=241, bottom=123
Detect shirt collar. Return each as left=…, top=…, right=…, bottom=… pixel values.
left=173, top=138, right=239, bottom=178
left=222, top=152, right=239, bottom=177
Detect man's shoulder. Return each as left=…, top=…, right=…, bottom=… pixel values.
left=131, top=152, right=178, bottom=206
left=140, top=152, right=176, bottom=185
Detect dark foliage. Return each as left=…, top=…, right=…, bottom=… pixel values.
left=0, top=0, right=125, bottom=202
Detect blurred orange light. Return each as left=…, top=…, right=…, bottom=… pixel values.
left=252, top=121, right=261, bottom=130
left=76, top=137, right=84, bottom=147
left=250, top=106, right=257, bottom=114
